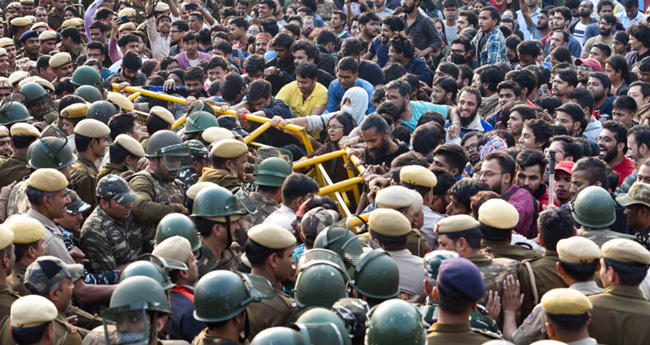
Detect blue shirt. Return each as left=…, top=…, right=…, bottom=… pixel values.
left=314, top=13, right=325, bottom=27
left=404, top=56, right=432, bottom=86
left=402, top=101, right=448, bottom=132
left=369, top=37, right=390, bottom=67
left=324, top=78, right=376, bottom=114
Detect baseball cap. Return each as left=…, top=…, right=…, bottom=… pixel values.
left=24, top=256, right=84, bottom=295
left=96, top=175, right=137, bottom=205
left=575, top=58, right=602, bottom=72
left=66, top=189, right=90, bottom=214
left=186, top=139, right=209, bottom=159
left=554, top=161, right=575, bottom=175
left=616, top=182, right=650, bottom=209
left=217, top=115, right=248, bottom=138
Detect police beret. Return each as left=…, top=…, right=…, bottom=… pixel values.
left=30, top=22, right=47, bottom=31
left=478, top=199, right=519, bottom=230
left=375, top=185, right=415, bottom=210
left=602, top=238, right=650, bottom=265
left=10, top=17, right=31, bottom=27
left=400, top=165, right=437, bottom=188
left=115, top=134, right=145, bottom=158
left=8, top=71, right=28, bottom=85
left=61, top=18, right=82, bottom=28
left=118, top=22, right=136, bottom=32
left=0, top=77, right=9, bottom=89
left=33, top=77, right=55, bottom=93
left=6, top=2, right=21, bottom=8
left=437, top=257, right=484, bottom=301
left=557, top=236, right=601, bottom=264
left=49, top=52, right=72, bottom=68
left=150, top=106, right=175, bottom=125
left=248, top=224, right=296, bottom=249
left=3, top=214, right=45, bottom=244
left=11, top=295, right=57, bottom=328
left=0, top=49, right=7, bottom=58
left=369, top=208, right=411, bottom=237
left=24, top=15, right=36, bottom=22
left=38, top=30, right=57, bottom=41
left=60, top=103, right=88, bottom=120
left=27, top=168, right=68, bottom=192
left=155, top=2, right=170, bottom=11
left=107, top=91, right=134, bottom=111
left=541, top=288, right=592, bottom=315
left=18, top=29, right=38, bottom=42
left=74, top=119, right=110, bottom=138
left=118, top=7, right=137, bottom=16
left=18, top=76, right=39, bottom=88
left=186, top=182, right=216, bottom=200
left=210, top=139, right=248, bottom=159
left=19, top=0, right=34, bottom=5
left=10, top=123, right=40, bottom=137
left=0, top=225, right=13, bottom=251
left=436, top=214, right=479, bottom=234
left=0, top=126, right=8, bottom=137
left=0, top=38, right=14, bottom=48
left=202, top=127, right=234, bottom=144
left=153, top=236, right=192, bottom=268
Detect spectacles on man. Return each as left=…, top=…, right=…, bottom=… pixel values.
left=479, top=171, right=504, bottom=179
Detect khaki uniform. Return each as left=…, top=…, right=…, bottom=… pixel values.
left=588, top=285, right=650, bottom=345
left=6, top=180, right=29, bottom=218
left=0, top=283, right=20, bottom=323
left=96, top=162, right=130, bottom=182
left=54, top=311, right=84, bottom=345
left=427, top=323, right=500, bottom=344
left=481, top=239, right=542, bottom=262
left=192, top=329, right=241, bottom=345
left=198, top=168, right=241, bottom=192
left=0, top=152, right=30, bottom=188
left=196, top=245, right=241, bottom=278
left=468, top=253, right=520, bottom=305
left=129, top=1, right=147, bottom=24
left=7, top=262, right=28, bottom=296
left=387, top=248, right=427, bottom=298
left=578, top=228, right=635, bottom=248
left=25, top=208, right=76, bottom=264
left=69, top=155, right=99, bottom=210
left=407, top=228, right=430, bottom=258
left=518, top=250, right=568, bottom=317
left=47, top=9, right=65, bottom=31
left=236, top=192, right=278, bottom=246
left=247, top=284, right=297, bottom=341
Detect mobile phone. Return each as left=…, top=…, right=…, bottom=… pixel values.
left=120, top=15, right=130, bottom=23
left=186, top=3, right=198, bottom=10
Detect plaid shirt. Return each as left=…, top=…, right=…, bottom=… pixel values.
left=471, top=28, right=507, bottom=66
left=402, top=13, right=444, bottom=52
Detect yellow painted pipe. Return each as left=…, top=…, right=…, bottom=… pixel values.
left=318, top=176, right=363, bottom=195
left=346, top=213, right=369, bottom=227
left=244, top=122, right=271, bottom=144
left=345, top=147, right=366, bottom=174
left=128, top=92, right=141, bottom=101
left=292, top=150, right=346, bottom=170
left=242, top=114, right=306, bottom=133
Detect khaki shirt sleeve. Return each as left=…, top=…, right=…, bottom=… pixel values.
left=512, top=303, right=546, bottom=345
left=129, top=175, right=181, bottom=223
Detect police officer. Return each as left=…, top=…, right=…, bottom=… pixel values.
left=184, top=111, right=219, bottom=141
left=201, top=126, right=235, bottom=145
left=4, top=215, right=45, bottom=296
left=436, top=215, right=520, bottom=305
left=293, top=249, right=348, bottom=309
left=74, top=85, right=103, bottom=104
left=193, top=185, right=246, bottom=276
left=0, top=123, right=39, bottom=188
left=96, top=134, right=145, bottom=182
left=366, top=299, right=426, bottom=345
left=345, top=246, right=400, bottom=308
left=177, top=139, right=210, bottom=190
left=39, top=30, right=58, bottom=56
left=245, top=224, right=298, bottom=340
left=24, top=256, right=87, bottom=344
left=141, top=106, right=175, bottom=152
left=368, top=208, right=427, bottom=300
left=199, top=139, right=250, bottom=192
left=185, top=182, right=217, bottom=213
left=7, top=295, right=58, bottom=345
left=49, top=53, right=73, bottom=82
left=86, top=101, right=118, bottom=126
left=19, top=82, right=56, bottom=125
left=478, top=199, right=542, bottom=262
left=0, top=225, right=17, bottom=322
left=572, top=186, right=635, bottom=247
left=299, top=207, right=339, bottom=251
left=193, top=270, right=274, bottom=345
left=0, top=126, right=10, bottom=157
left=69, top=119, right=110, bottom=209
left=155, top=213, right=201, bottom=253
left=400, top=165, right=440, bottom=248
left=616, top=182, right=650, bottom=250
left=237, top=157, right=292, bottom=245
left=58, top=103, right=88, bottom=151
left=539, top=289, right=597, bottom=344
left=80, top=175, right=143, bottom=274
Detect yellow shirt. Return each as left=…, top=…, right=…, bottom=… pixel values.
left=276, top=81, right=328, bottom=117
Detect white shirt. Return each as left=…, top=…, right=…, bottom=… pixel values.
left=263, top=204, right=296, bottom=231
left=421, top=206, right=444, bottom=249
left=618, top=9, right=645, bottom=29
left=517, top=6, right=541, bottom=41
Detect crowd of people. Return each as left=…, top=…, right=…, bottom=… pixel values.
left=0, top=0, right=650, bottom=344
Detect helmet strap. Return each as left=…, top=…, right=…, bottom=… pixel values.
left=240, top=310, right=250, bottom=342
left=225, top=215, right=232, bottom=250
left=147, top=312, right=159, bottom=344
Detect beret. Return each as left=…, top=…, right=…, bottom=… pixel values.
left=49, top=52, right=72, bottom=68
left=0, top=77, right=9, bottom=89
left=19, top=0, right=34, bottom=5
left=202, top=127, right=234, bottom=144
left=152, top=236, right=192, bottom=269
left=10, top=17, right=31, bottom=27
left=60, top=103, right=88, bottom=120
left=118, top=22, right=136, bottom=32
left=602, top=238, right=650, bottom=265
left=27, top=168, right=68, bottom=192
left=18, top=29, right=38, bottom=42
left=24, top=15, right=36, bottom=22
left=118, top=7, right=136, bottom=16
left=369, top=208, right=411, bottom=237
left=0, top=225, right=14, bottom=250
left=107, top=91, right=134, bottom=111
left=33, top=77, right=55, bottom=93
left=150, top=106, right=175, bottom=125
left=3, top=214, right=45, bottom=244
left=557, top=236, right=601, bottom=264
left=436, top=214, right=479, bottom=234
left=6, top=2, right=21, bottom=8
left=0, top=37, right=14, bottom=48
left=186, top=182, right=216, bottom=200
left=248, top=224, right=296, bottom=249
left=375, top=185, right=415, bottom=209
left=478, top=199, right=519, bottom=230
left=10, top=123, right=40, bottom=137
left=19, top=76, right=39, bottom=87
left=74, top=119, right=110, bottom=138
left=0, top=48, right=7, bottom=58
left=8, top=71, right=28, bottom=85
left=38, top=30, right=57, bottom=41
left=61, top=18, right=82, bottom=28
left=10, top=295, right=57, bottom=328
left=115, top=134, right=145, bottom=157
left=541, top=288, right=592, bottom=315
left=155, top=2, right=170, bottom=11
left=437, top=257, right=485, bottom=301
left=0, top=126, right=7, bottom=137
left=400, top=165, right=437, bottom=188
left=30, top=22, right=47, bottom=31
left=210, top=139, right=248, bottom=159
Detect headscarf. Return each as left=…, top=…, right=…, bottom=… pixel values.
left=478, top=135, right=507, bottom=160
left=341, top=87, right=368, bottom=126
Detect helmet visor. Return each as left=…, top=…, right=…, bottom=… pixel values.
left=233, top=187, right=258, bottom=215
left=296, top=248, right=347, bottom=275
left=102, top=307, right=150, bottom=345
left=159, top=144, right=192, bottom=171
left=242, top=273, right=275, bottom=302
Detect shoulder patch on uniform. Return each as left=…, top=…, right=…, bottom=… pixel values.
left=524, top=310, right=535, bottom=323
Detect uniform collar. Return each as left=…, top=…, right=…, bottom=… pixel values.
left=605, top=284, right=647, bottom=300
left=428, top=322, right=472, bottom=333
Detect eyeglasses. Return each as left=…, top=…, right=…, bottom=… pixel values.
left=544, top=148, right=565, bottom=156
left=479, top=171, right=504, bottom=179
left=328, top=125, right=344, bottom=131
left=451, top=49, right=466, bottom=55
left=578, top=66, right=595, bottom=72
left=464, top=143, right=478, bottom=152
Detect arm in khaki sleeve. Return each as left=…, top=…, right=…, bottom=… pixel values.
left=71, top=175, right=94, bottom=208
left=518, top=264, right=536, bottom=319
left=129, top=175, right=181, bottom=223
left=512, top=304, right=546, bottom=345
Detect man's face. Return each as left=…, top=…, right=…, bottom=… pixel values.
left=0, top=135, right=10, bottom=155
left=551, top=13, right=567, bottom=30
left=550, top=32, right=566, bottom=51
left=170, top=26, right=184, bottom=43
left=546, top=140, right=568, bottom=164
left=402, top=0, right=417, bottom=13
left=188, top=15, right=202, bottom=32
left=94, top=136, right=108, bottom=157
left=431, top=83, right=449, bottom=104
left=628, top=85, right=649, bottom=109
left=478, top=10, right=496, bottom=33
left=432, top=154, right=454, bottom=174
left=40, top=40, right=56, bottom=54
left=255, top=38, right=269, bottom=55
left=207, top=66, right=226, bottom=82
left=437, top=234, right=461, bottom=252
left=248, top=95, right=271, bottom=111
left=5, top=45, right=16, bottom=62
left=258, top=3, right=273, bottom=18
left=6, top=8, right=19, bottom=18
left=185, top=79, right=203, bottom=98
left=457, top=91, right=479, bottom=125
left=599, top=5, right=613, bottom=16
left=589, top=47, right=605, bottom=65
left=627, top=134, right=642, bottom=161
left=519, top=126, right=540, bottom=150
left=28, top=97, right=50, bottom=117
left=630, top=34, right=643, bottom=52
left=613, top=107, right=634, bottom=129
left=0, top=56, right=9, bottom=74
left=50, top=188, right=72, bottom=218
left=537, top=12, right=549, bottom=30
left=228, top=23, right=245, bottom=41
left=385, top=88, right=407, bottom=113
left=361, top=127, right=389, bottom=156
left=555, top=111, right=579, bottom=136
left=519, top=53, right=536, bottom=67
left=578, top=1, right=593, bottom=17
left=570, top=169, right=591, bottom=194
left=87, top=48, right=104, bottom=64
left=625, top=204, right=645, bottom=229
left=157, top=17, right=171, bottom=34
left=361, top=20, right=379, bottom=38
left=122, top=67, right=138, bottom=81
left=293, top=49, right=311, bottom=68
left=230, top=153, right=250, bottom=180
left=498, top=88, right=517, bottom=108
left=103, top=198, right=133, bottom=221
left=598, top=19, right=613, bottom=36
left=598, top=128, right=621, bottom=163
left=479, top=158, right=507, bottom=194
left=24, top=37, right=40, bottom=55
left=337, top=69, right=358, bottom=90
left=626, top=5, right=639, bottom=19
left=296, top=75, right=316, bottom=95
left=184, top=39, right=198, bottom=55
left=450, top=43, right=470, bottom=62
left=35, top=8, right=47, bottom=22
left=165, top=60, right=179, bottom=73
left=517, top=165, right=543, bottom=194
left=236, top=2, right=247, bottom=16
left=443, top=6, right=458, bottom=22
left=351, top=20, right=360, bottom=36
left=554, top=170, right=573, bottom=202
left=38, top=65, right=56, bottom=82
left=89, top=28, right=105, bottom=42
left=457, top=15, right=470, bottom=33
left=274, top=45, right=291, bottom=62
left=587, top=77, right=607, bottom=102
left=577, top=65, right=593, bottom=84
left=507, top=110, right=524, bottom=137
left=638, top=164, right=650, bottom=184
left=302, top=17, right=315, bottom=36
left=552, top=75, right=571, bottom=97
left=446, top=195, right=468, bottom=215
left=0, top=87, right=10, bottom=101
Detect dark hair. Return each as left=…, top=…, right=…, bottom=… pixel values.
left=332, top=9, right=346, bottom=23
left=551, top=135, right=583, bottom=160
left=629, top=81, right=650, bottom=98
left=479, top=6, right=500, bottom=25
left=147, top=110, right=171, bottom=135
left=243, top=54, right=265, bottom=74
left=60, top=27, right=81, bottom=45
left=545, top=312, right=591, bottom=334
left=295, top=62, right=318, bottom=79
left=291, top=40, right=319, bottom=61
left=283, top=23, right=301, bottom=38
left=214, top=40, right=233, bottom=56
left=448, top=178, right=490, bottom=212
left=517, top=40, right=543, bottom=58
left=628, top=22, right=650, bottom=48
left=338, top=57, right=358, bottom=73
left=369, top=229, right=408, bottom=250
left=96, top=8, right=115, bottom=21
left=229, top=16, right=249, bottom=30
left=433, top=143, right=468, bottom=173
left=382, top=16, right=406, bottom=33
left=412, top=122, right=443, bottom=157
left=601, top=120, right=628, bottom=152
left=160, top=56, right=178, bottom=71
left=107, top=113, right=137, bottom=140
left=316, top=29, right=337, bottom=46
left=117, top=34, right=139, bottom=49
left=282, top=173, right=319, bottom=204
left=506, top=35, right=522, bottom=54
left=475, top=65, right=504, bottom=93
left=523, top=119, right=553, bottom=149
left=121, top=51, right=141, bottom=72
left=592, top=42, right=611, bottom=58
left=516, top=148, right=547, bottom=176
left=613, top=95, right=637, bottom=115
left=441, top=227, right=482, bottom=251
left=388, top=33, right=414, bottom=59
left=559, top=260, right=600, bottom=282
left=535, top=95, right=562, bottom=116
left=538, top=207, right=574, bottom=251
left=566, top=88, right=594, bottom=123
left=89, top=20, right=107, bottom=33
left=573, top=157, right=609, bottom=190
left=589, top=72, right=612, bottom=94
left=628, top=125, right=650, bottom=151
left=506, top=69, right=537, bottom=97
left=221, top=73, right=246, bottom=102
left=246, top=79, right=272, bottom=103
left=450, top=35, right=472, bottom=54
left=358, top=11, right=380, bottom=26
left=550, top=46, right=573, bottom=64
left=385, top=80, right=411, bottom=97
left=433, top=77, right=458, bottom=103
left=484, top=150, right=516, bottom=180
left=556, top=67, right=579, bottom=87
left=383, top=63, right=407, bottom=82
left=360, top=113, right=390, bottom=134
left=606, top=55, right=632, bottom=85
left=261, top=18, right=279, bottom=37
left=109, top=141, right=137, bottom=164
left=459, top=87, right=482, bottom=110
left=431, top=167, right=456, bottom=197
left=459, top=10, right=478, bottom=28
left=437, top=62, right=460, bottom=81
left=603, top=258, right=649, bottom=286
left=206, top=56, right=228, bottom=74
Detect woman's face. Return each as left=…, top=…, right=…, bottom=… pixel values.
left=434, top=21, right=443, bottom=33
left=64, top=10, right=74, bottom=20
left=613, top=39, right=627, bottom=55
left=328, top=118, right=345, bottom=143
